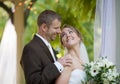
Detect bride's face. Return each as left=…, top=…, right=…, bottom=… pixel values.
left=61, top=27, right=81, bottom=48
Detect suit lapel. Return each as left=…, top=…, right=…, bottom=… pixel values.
left=34, top=35, right=54, bottom=62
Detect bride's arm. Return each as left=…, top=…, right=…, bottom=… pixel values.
left=55, top=59, right=83, bottom=84
left=55, top=66, right=72, bottom=84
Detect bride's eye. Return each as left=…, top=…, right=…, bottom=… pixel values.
left=69, top=30, right=73, bottom=34
left=61, top=33, right=66, bottom=38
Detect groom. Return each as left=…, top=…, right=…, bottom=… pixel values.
left=20, top=10, right=72, bottom=84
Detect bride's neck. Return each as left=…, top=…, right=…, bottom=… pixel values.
left=67, top=46, right=80, bottom=58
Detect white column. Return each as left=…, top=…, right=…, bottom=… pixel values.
left=116, top=0, right=120, bottom=72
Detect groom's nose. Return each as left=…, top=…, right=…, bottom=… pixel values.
left=57, top=28, right=61, bottom=34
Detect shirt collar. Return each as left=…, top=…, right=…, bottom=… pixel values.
left=36, top=33, right=50, bottom=46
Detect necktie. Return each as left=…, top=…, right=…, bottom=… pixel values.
left=47, top=44, right=56, bottom=62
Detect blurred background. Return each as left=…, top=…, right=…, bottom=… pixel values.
left=0, top=0, right=95, bottom=60
left=0, top=0, right=96, bottom=84
left=1, top=0, right=120, bottom=84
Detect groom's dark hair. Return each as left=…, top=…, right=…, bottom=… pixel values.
left=37, top=9, right=61, bottom=27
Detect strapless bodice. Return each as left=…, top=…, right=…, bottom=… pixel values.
left=69, top=69, right=86, bottom=84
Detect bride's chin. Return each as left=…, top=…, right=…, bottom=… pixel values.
left=67, top=42, right=75, bottom=46
left=66, top=45, right=73, bottom=49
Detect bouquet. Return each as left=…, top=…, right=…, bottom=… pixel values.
left=84, top=57, right=120, bottom=84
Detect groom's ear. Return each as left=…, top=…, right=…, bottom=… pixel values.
left=41, top=23, right=48, bottom=32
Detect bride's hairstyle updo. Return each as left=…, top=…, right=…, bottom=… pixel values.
left=60, top=24, right=83, bottom=45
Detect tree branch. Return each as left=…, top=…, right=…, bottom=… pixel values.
left=0, top=0, right=37, bottom=26
left=0, top=1, right=14, bottom=24
left=24, top=0, right=37, bottom=26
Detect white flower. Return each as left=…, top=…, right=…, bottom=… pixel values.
left=84, top=57, right=120, bottom=83
left=101, top=73, right=107, bottom=78
left=98, top=58, right=113, bottom=68
left=90, top=64, right=100, bottom=77
left=103, top=59, right=113, bottom=68
left=107, top=71, right=114, bottom=81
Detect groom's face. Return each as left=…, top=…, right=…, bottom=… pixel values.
left=45, top=19, right=61, bottom=42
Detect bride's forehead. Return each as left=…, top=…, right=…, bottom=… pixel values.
left=62, top=28, right=73, bottom=32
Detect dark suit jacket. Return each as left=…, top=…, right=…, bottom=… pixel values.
left=20, top=35, right=60, bottom=84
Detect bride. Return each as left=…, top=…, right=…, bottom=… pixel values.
left=55, top=24, right=89, bottom=84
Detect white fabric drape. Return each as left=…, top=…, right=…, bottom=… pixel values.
left=0, top=19, right=17, bottom=84
left=100, top=0, right=116, bottom=63
left=94, top=0, right=116, bottom=62
left=94, top=0, right=120, bottom=72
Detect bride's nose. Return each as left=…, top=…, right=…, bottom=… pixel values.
left=66, top=33, right=71, bottom=38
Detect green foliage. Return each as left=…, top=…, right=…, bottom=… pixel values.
left=0, top=7, right=9, bottom=41
left=23, top=0, right=96, bottom=61
left=0, top=0, right=96, bottom=61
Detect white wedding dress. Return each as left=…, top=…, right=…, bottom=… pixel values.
left=69, top=69, right=86, bottom=84
left=68, top=42, right=89, bottom=84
